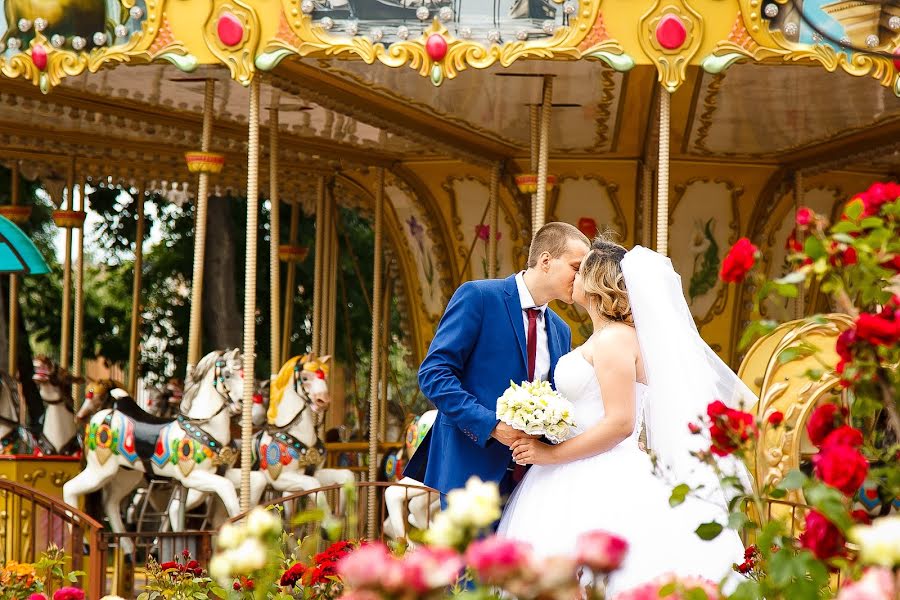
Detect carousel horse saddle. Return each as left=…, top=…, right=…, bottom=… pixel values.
left=113, top=395, right=174, bottom=458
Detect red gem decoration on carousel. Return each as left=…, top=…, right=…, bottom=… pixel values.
left=578, top=217, right=598, bottom=240
left=217, top=12, right=244, bottom=47
left=32, top=44, right=48, bottom=70
left=893, top=47, right=900, bottom=71
left=655, top=14, right=687, bottom=50
left=426, top=34, right=448, bottom=62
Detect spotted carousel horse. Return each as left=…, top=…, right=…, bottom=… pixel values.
left=383, top=409, right=440, bottom=541
left=0, top=371, right=39, bottom=455
left=254, top=354, right=355, bottom=510
left=32, top=356, right=83, bottom=456
left=64, top=349, right=258, bottom=554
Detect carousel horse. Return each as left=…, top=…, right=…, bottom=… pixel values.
left=254, top=354, right=356, bottom=510
left=0, top=371, right=39, bottom=455
left=64, top=349, right=256, bottom=554
left=383, top=409, right=440, bottom=541
left=32, top=356, right=83, bottom=455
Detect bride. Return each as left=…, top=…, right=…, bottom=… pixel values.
left=497, top=238, right=755, bottom=595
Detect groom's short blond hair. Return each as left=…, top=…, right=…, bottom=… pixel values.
left=527, top=222, right=590, bottom=268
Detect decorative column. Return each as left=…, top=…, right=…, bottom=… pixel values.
left=367, top=168, right=385, bottom=539
left=487, top=163, right=500, bottom=278
left=534, top=75, right=553, bottom=234
left=326, top=199, right=339, bottom=358
left=56, top=165, right=77, bottom=368
left=127, top=184, right=146, bottom=393
left=279, top=203, right=305, bottom=362
left=529, top=106, right=539, bottom=237
left=240, top=77, right=261, bottom=512
left=269, top=92, right=282, bottom=380
left=186, top=79, right=222, bottom=376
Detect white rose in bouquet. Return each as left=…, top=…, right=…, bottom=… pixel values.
left=496, top=380, right=575, bottom=443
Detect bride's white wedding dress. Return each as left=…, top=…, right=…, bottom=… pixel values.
left=497, top=349, right=745, bottom=595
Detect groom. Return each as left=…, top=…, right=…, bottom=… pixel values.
left=406, top=222, right=589, bottom=500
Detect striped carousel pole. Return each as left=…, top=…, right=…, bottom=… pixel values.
left=534, top=76, right=553, bottom=234
left=59, top=164, right=75, bottom=369
left=280, top=202, right=302, bottom=362
left=367, top=168, right=385, bottom=539
left=71, top=177, right=86, bottom=408
left=487, top=162, right=500, bottom=278
left=7, top=162, right=22, bottom=376
left=240, top=77, right=261, bottom=512
left=269, top=92, right=282, bottom=381
left=656, top=89, right=671, bottom=257
left=127, top=183, right=146, bottom=394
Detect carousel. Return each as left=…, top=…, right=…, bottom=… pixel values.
left=0, top=0, right=897, bottom=596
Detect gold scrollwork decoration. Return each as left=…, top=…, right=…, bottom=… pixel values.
left=705, top=9, right=900, bottom=95
left=0, top=0, right=196, bottom=93
left=262, top=0, right=631, bottom=86
left=203, top=0, right=261, bottom=85
left=638, top=0, right=704, bottom=92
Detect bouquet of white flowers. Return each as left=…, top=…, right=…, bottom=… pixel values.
left=496, top=380, right=576, bottom=443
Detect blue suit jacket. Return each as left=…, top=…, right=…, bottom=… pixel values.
left=405, top=274, right=572, bottom=494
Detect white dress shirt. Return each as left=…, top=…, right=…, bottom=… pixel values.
left=515, top=272, right=550, bottom=382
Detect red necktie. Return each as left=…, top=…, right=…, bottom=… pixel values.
left=526, top=308, right=540, bottom=381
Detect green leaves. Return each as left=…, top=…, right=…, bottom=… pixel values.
left=777, top=469, right=808, bottom=492
left=669, top=483, right=690, bottom=507
left=694, top=521, right=724, bottom=540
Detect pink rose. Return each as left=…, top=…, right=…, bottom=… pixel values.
left=29, top=595, right=48, bottom=600
left=337, top=543, right=404, bottom=591
left=465, top=535, right=532, bottom=585
left=614, top=574, right=719, bottom=600
left=402, top=546, right=463, bottom=592
left=534, top=555, right=579, bottom=593
left=52, top=588, right=85, bottom=600
left=575, top=530, right=628, bottom=572
left=837, top=567, right=896, bottom=600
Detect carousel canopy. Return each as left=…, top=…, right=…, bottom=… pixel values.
left=0, top=215, right=49, bottom=275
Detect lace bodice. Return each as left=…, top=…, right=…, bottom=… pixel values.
left=554, top=350, right=647, bottom=447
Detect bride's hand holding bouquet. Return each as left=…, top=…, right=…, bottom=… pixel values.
left=496, top=379, right=575, bottom=465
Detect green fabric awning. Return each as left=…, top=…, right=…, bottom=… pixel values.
left=0, top=215, right=49, bottom=275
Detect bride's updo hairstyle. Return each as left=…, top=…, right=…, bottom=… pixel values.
left=581, top=235, right=634, bottom=326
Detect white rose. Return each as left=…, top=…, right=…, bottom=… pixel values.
left=851, top=515, right=900, bottom=567
left=217, top=523, right=243, bottom=549
left=229, top=538, right=267, bottom=572
left=425, top=513, right=461, bottom=547
left=246, top=507, right=281, bottom=538
left=209, top=554, right=232, bottom=583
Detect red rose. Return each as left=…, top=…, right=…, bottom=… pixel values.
left=858, top=181, right=900, bottom=217
left=720, top=238, right=759, bottom=283
left=829, top=244, right=858, bottom=267
left=766, top=411, right=784, bottom=427
left=881, top=255, right=900, bottom=272
left=813, top=443, right=869, bottom=495
left=821, top=425, right=863, bottom=449
left=855, top=312, right=900, bottom=347
left=280, top=563, right=306, bottom=587
left=688, top=422, right=702, bottom=434
left=807, top=403, right=848, bottom=447
left=785, top=228, right=804, bottom=253
left=850, top=509, right=872, bottom=525
left=799, top=510, right=846, bottom=560
left=233, top=582, right=241, bottom=591
left=796, top=207, right=814, bottom=228
left=744, top=545, right=757, bottom=560
left=51, top=588, right=84, bottom=600
left=159, top=561, right=178, bottom=571
left=707, top=401, right=757, bottom=456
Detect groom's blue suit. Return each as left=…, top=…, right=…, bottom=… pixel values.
left=405, top=274, right=571, bottom=495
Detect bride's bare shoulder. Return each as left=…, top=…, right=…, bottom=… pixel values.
left=587, top=322, right=639, bottom=359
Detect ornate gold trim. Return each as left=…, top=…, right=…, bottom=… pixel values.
left=262, top=1, right=631, bottom=86
left=203, top=0, right=261, bottom=85
left=0, top=2, right=196, bottom=93
left=706, top=9, right=900, bottom=95
left=638, top=0, right=704, bottom=92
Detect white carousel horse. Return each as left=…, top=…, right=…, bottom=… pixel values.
left=32, top=356, right=82, bottom=455
left=0, top=371, right=39, bottom=455
left=383, top=409, right=440, bottom=541
left=64, top=349, right=262, bottom=554
left=255, top=354, right=356, bottom=510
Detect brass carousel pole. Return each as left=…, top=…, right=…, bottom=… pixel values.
left=367, top=168, right=385, bottom=539
left=186, top=79, right=216, bottom=376
left=487, top=163, right=500, bottom=278
left=320, top=186, right=335, bottom=358
left=280, top=203, right=300, bottom=362
left=656, top=89, right=671, bottom=257
left=641, top=163, right=653, bottom=247
left=534, top=76, right=553, bottom=234
left=311, top=177, right=326, bottom=357
left=127, top=183, right=146, bottom=394
left=529, top=106, right=539, bottom=238
left=794, top=171, right=805, bottom=319
left=8, top=163, right=20, bottom=376
left=72, top=178, right=86, bottom=408
left=240, top=77, right=261, bottom=512
left=326, top=197, right=339, bottom=358
left=59, top=164, right=75, bottom=368
left=269, top=93, right=281, bottom=380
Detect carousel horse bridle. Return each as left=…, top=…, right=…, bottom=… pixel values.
left=179, top=357, right=238, bottom=426
left=267, top=361, right=327, bottom=433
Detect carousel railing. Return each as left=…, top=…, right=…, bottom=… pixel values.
left=0, top=478, right=106, bottom=600
left=324, top=442, right=404, bottom=474
left=228, top=481, right=440, bottom=544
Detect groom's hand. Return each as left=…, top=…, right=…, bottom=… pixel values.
left=490, top=422, right=538, bottom=447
